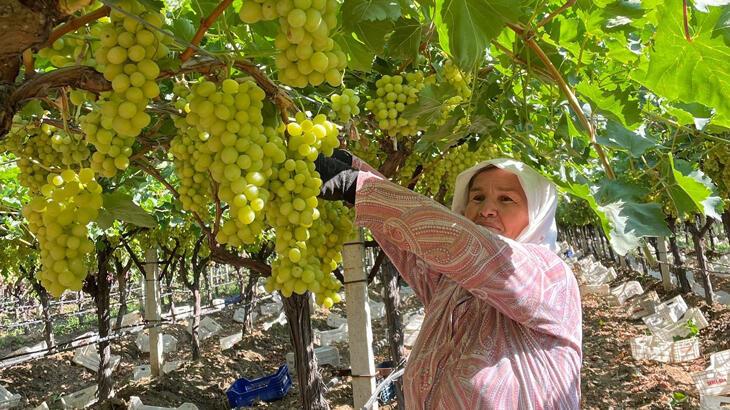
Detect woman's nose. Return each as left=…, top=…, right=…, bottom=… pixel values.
left=479, top=202, right=497, bottom=218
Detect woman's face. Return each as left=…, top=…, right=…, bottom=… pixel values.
left=464, top=167, right=530, bottom=240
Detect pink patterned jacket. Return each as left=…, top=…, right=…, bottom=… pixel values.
left=353, top=165, right=582, bottom=410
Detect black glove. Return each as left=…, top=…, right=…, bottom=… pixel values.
left=314, top=152, right=358, bottom=205
left=331, top=149, right=353, bottom=167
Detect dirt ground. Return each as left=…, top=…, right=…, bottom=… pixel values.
left=1, top=266, right=728, bottom=409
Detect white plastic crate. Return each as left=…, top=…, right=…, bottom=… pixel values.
left=72, top=345, right=121, bottom=373
left=132, top=361, right=182, bottom=380
left=643, top=311, right=677, bottom=335
left=135, top=333, right=178, bottom=354
left=169, top=305, right=193, bottom=318
left=286, top=345, right=340, bottom=371
left=692, top=368, right=729, bottom=396
left=0, top=341, right=47, bottom=367
left=630, top=335, right=672, bottom=363
left=654, top=320, right=696, bottom=342
left=400, top=286, right=415, bottom=299
left=0, top=384, right=22, bottom=409
left=60, top=385, right=100, bottom=409
left=579, top=284, right=610, bottom=296
left=219, top=332, right=243, bottom=351
left=628, top=291, right=659, bottom=319
left=609, top=281, right=644, bottom=306
left=259, top=301, right=283, bottom=316
left=211, top=298, right=225, bottom=310
left=700, top=395, right=730, bottom=410
left=186, top=317, right=222, bottom=341
left=683, top=307, right=709, bottom=330
left=326, top=313, right=348, bottom=329
left=120, top=311, right=143, bottom=332
left=314, top=324, right=348, bottom=346
left=233, top=307, right=258, bottom=324
left=128, top=396, right=198, bottom=410
left=71, top=332, right=97, bottom=348
left=655, top=295, right=688, bottom=322
left=370, top=300, right=385, bottom=320
left=671, top=337, right=701, bottom=363
left=262, top=311, right=287, bottom=331
left=711, top=350, right=730, bottom=371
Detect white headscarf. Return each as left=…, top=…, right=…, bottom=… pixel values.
left=451, top=158, right=559, bottom=252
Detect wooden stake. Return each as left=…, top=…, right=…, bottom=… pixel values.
left=656, top=237, right=672, bottom=291
left=342, top=229, right=378, bottom=409
left=144, top=247, right=164, bottom=377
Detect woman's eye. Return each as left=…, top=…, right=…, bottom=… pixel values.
left=471, top=195, right=484, bottom=202
left=500, top=196, right=515, bottom=203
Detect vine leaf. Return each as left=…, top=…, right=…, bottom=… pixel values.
left=98, top=192, right=156, bottom=229
left=334, top=33, right=375, bottom=72
left=637, top=0, right=730, bottom=121
left=661, top=155, right=724, bottom=219
left=436, top=0, right=524, bottom=70
left=599, top=201, right=670, bottom=255
left=576, top=81, right=642, bottom=128
left=400, top=82, right=456, bottom=124
left=386, top=18, right=422, bottom=61
left=342, top=0, right=401, bottom=23
left=596, top=120, right=656, bottom=157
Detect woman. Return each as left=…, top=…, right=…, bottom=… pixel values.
left=315, top=151, right=582, bottom=409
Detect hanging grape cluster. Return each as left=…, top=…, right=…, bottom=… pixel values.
left=81, top=0, right=168, bottom=177
left=330, top=88, right=360, bottom=122
left=264, top=113, right=345, bottom=305
left=434, top=60, right=472, bottom=125
left=238, top=0, right=347, bottom=87
left=2, top=127, right=61, bottom=193
left=704, top=143, right=730, bottom=199
left=38, top=34, right=91, bottom=68
left=365, top=72, right=426, bottom=139
left=50, top=127, right=91, bottom=166
left=22, top=169, right=102, bottom=298
left=419, top=142, right=500, bottom=202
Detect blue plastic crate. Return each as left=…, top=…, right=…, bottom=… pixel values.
left=224, top=294, right=243, bottom=306
left=226, top=364, right=292, bottom=408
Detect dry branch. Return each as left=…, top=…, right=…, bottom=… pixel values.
left=40, top=6, right=111, bottom=49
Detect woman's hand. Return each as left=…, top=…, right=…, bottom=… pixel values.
left=314, top=150, right=359, bottom=205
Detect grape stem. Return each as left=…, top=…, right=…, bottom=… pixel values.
left=22, top=50, right=35, bottom=79
left=535, top=0, right=576, bottom=29
left=508, top=23, right=615, bottom=180
left=180, top=0, right=234, bottom=62
left=40, top=5, right=111, bottom=50
left=682, top=0, right=692, bottom=42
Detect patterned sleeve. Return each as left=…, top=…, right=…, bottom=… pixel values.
left=354, top=171, right=582, bottom=341
left=349, top=157, right=441, bottom=306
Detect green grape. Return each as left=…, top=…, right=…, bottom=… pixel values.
left=264, top=113, right=347, bottom=306
left=433, top=59, right=472, bottom=125
left=3, top=126, right=62, bottom=193
left=81, top=0, right=167, bottom=177
left=49, top=127, right=91, bottom=166
left=22, top=168, right=102, bottom=298
left=364, top=72, right=426, bottom=139
left=329, top=88, right=360, bottom=122
left=37, top=34, right=91, bottom=68
left=704, top=143, right=730, bottom=199
left=239, top=0, right=347, bottom=88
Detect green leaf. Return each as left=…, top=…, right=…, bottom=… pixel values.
left=596, top=120, right=657, bottom=157
left=352, top=19, right=395, bottom=53
left=101, top=192, right=157, bottom=228
left=334, top=33, right=375, bottom=72
left=400, top=82, right=457, bottom=124
left=18, top=100, right=44, bottom=118
left=342, top=0, right=401, bottom=23
left=599, top=201, right=671, bottom=255
left=637, top=0, right=730, bottom=121
left=595, top=179, right=647, bottom=203
left=139, top=0, right=164, bottom=10
left=385, top=18, right=422, bottom=61
left=661, top=154, right=723, bottom=219
left=420, top=108, right=465, bottom=143
left=576, top=81, right=642, bottom=128
left=171, top=17, right=196, bottom=42
left=436, top=0, right=523, bottom=70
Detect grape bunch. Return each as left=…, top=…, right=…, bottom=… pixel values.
left=23, top=168, right=102, bottom=298
left=2, top=127, right=61, bottom=193
left=703, top=143, right=730, bottom=199
left=364, top=72, right=426, bottom=139
left=435, top=60, right=472, bottom=125
left=238, top=0, right=347, bottom=87
left=38, top=35, right=90, bottom=68
left=264, top=113, right=343, bottom=304
left=49, top=127, right=91, bottom=166
left=419, top=142, right=500, bottom=201
left=182, top=78, right=286, bottom=246
left=330, top=88, right=360, bottom=122
left=81, top=0, right=168, bottom=177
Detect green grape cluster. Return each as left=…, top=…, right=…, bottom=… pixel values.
left=38, top=35, right=90, bottom=68
left=419, top=142, right=500, bottom=201
left=69, top=89, right=97, bottom=107
left=435, top=60, right=472, bottom=125
left=396, top=151, right=421, bottom=186
left=264, top=113, right=341, bottom=305
left=329, top=88, right=360, bottom=122
left=81, top=0, right=167, bottom=177
left=169, top=84, right=214, bottom=218
left=3, top=127, right=60, bottom=193
left=183, top=78, right=285, bottom=246
left=49, top=127, right=91, bottom=166
left=364, top=72, right=426, bottom=138
left=22, top=168, right=102, bottom=298
left=239, top=0, right=347, bottom=87
left=704, top=143, right=730, bottom=198
left=347, top=138, right=381, bottom=169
